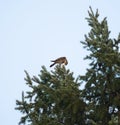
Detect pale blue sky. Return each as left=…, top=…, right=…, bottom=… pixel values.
left=1, top=0, right=120, bottom=124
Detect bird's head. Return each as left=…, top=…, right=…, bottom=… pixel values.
left=65, top=58, right=68, bottom=65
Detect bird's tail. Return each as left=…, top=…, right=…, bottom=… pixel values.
left=51, top=60, right=55, bottom=62
left=50, top=62, right=55, bottom=67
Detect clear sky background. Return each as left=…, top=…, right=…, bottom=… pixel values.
left=1, top=0, right=120, bottom=124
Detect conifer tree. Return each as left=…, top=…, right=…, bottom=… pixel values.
left=80, top=7, right=120, bottom=125
left=15, top=7, right=120, bottom=125
left=15, top=66, right=86, bottom=125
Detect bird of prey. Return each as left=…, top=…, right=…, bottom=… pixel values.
left=50, top=57, right=68, bottom=67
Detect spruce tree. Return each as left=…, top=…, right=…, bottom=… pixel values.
left=15, top=66, right=86, bottom=125
left=15, top=7, right=120, bottom=125
left=80, top=7, right=120, bottom=125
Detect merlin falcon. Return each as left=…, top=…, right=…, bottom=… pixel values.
left=50, top=57, right=68, bottom=67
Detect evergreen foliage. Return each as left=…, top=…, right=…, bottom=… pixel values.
left=15, top=66, right=86, bottom=125
left=80, top=7, right=120, bottom=125
left=15, top=7, right=120, bottom=125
